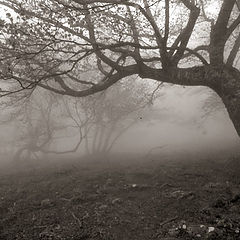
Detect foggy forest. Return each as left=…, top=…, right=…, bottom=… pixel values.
left=0, top=0, right=240, bottom=239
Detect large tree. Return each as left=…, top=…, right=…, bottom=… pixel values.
left=0, top=0, right=240, bottom=136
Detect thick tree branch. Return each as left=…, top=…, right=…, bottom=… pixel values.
left=226, top=14, right=240, bottom=39
left=126, top=6, right=141, bottom=62
left=227, top=33, right=240, bottom=66
left=210, top=0, right=236, bottom=65
left=84, top=5, right=123, bottom=70
left=164, top=0, right=170, bottom=44
left=171, top=0, right=200, bottom=66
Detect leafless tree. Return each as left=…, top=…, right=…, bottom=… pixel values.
left=9, top=78, right=160, bottom=160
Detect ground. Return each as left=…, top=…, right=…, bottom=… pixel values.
left=0, top=152, right=240, bottom=240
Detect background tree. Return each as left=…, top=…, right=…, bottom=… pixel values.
left=6, top=78, right=160, bottom=160
left=11, top=91, right=63, bottom=161
left=72, top=79, right=156, bottom=154
left=0, top=0, right=240, bottom=137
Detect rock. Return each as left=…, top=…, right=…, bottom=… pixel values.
left=208, top=226, right=215, bottom=233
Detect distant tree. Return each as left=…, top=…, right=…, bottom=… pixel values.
left=11, top=92, right=61, bottom=161
left=10, top=79, right=161, bottom=160
left=0, top=0, right=240, bottom=137
left=9, top=91, right=92, bottom=160
left=73, top=79, right=156, bottom=154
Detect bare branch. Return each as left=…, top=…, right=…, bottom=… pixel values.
left=171, top=0, right=200, bottom=66
left=227, top=33, right=240, bottom=66
left=210, top=0, right=236, bottom=65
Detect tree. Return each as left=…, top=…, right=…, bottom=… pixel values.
left=70, top=79, right=155, bottom=154
left=10, top=91, right=63, bottom=161
left=0, top=0, right=240, bottom=137
left=8, top=78, right=159, bottom=160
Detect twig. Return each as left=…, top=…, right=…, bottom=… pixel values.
left=159, top=216, right=178, bottom=227
left=157, top=183, right=176, bottom=189
left=71, top=212, right=82, bottom=228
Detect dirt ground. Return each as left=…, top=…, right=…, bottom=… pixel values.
left=0, top=152, right=240, bottom=240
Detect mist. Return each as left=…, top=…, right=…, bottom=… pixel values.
left=0, top=84, right=239, bottom=168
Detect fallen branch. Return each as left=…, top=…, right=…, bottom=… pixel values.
left=159, top=216, right=178, bottom=227
left=71, top=212, right=83, bottom=228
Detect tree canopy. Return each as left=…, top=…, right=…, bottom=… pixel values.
left=0, top=0, right=240, bottom=136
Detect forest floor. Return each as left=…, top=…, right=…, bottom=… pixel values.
left=0, top=151, right=240, bottom=240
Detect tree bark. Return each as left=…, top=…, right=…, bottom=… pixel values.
left=222, top=90, right=240, bottom=137
left=215, top=67, right=240, bottom=137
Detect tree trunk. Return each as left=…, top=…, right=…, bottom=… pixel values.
left=223, top=93, right=240, bottom=137
left=216, top=68, right=240, bottom=137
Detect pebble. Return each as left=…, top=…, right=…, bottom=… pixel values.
left=208, top=226, right=215, bottom=233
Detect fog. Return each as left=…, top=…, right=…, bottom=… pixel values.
left=0, top=84, right=239, bottom=168
left=117, top=86, right=240, bottom=154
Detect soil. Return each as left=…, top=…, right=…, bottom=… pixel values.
left=0, top=152, right=240, bottom=240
